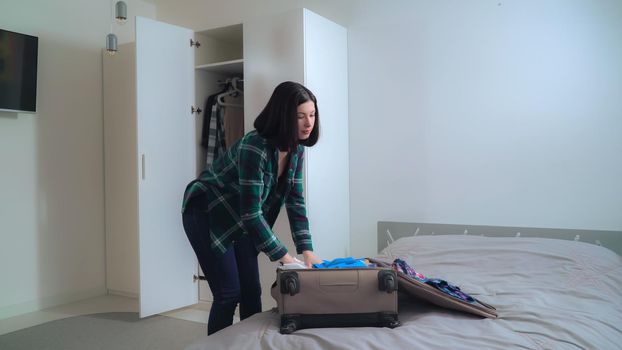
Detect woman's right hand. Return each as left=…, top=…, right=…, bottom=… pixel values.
left=279, top=253, right=296, bottom=264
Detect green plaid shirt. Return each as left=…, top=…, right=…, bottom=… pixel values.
left=182, top=130, right=312, bottom=261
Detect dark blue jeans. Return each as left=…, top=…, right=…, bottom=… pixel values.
left=182, top=199, right=262, bottom=335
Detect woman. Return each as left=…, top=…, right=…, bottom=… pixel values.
left=182, top=81, right=323, bottom=335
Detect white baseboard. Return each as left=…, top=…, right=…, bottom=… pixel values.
left=0, top=286, right=107, bottom=320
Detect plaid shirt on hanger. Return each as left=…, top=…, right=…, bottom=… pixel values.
left=205, top=103, right=227, bottom=165
left=182, top=130, right=312, bottom=261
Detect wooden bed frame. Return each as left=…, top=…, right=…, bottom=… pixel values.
left=378, top=221, right=622, bottom=256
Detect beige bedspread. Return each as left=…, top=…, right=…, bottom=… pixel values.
left=186, top=235, right=622, bottom=350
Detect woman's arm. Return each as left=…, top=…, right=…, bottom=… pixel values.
left=285, top=147, right=315, bottom=263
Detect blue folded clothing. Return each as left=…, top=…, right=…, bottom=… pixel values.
left=312, top=257, right=368, bottom=269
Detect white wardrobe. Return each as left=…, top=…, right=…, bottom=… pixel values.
left=103, top=8, right=349, bottom=317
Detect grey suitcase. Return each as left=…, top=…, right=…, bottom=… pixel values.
left=271, top=267, right=400, bottom=334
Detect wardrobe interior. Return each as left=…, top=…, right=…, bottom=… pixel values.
left=194, top=23, right=244, bottom=176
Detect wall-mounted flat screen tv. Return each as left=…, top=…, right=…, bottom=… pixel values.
left=0, top=29, right=39, bottom=113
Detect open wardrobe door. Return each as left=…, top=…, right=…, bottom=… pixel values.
left=135, top=16, right=198, bottom=318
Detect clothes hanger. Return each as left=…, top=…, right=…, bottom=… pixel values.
left=231, top=77, right=244, bottom=95
left=217, top=77, right=243, bottom=108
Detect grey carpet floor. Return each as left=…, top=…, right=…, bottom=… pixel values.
left=0, top=312, right=207, bottom=350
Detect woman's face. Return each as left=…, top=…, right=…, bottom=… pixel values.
left=297, top=100, right=315, bottom=140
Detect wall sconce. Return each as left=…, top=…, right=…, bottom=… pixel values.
left=115, top=1, right=127, bottom=23
left=106, top=33, right=118, bottom=55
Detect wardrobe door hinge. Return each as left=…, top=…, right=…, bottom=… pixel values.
left=190, top=39, right=201, bottom=48
left=191, top=106, right=202, bottom=115
left=193, top=274, right=207, bottom=282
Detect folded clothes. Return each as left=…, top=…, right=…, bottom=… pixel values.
left=312, top=257, right=369, bottom=269
left=392, top=258, right=475, bottom=303
left=280, top=257, right=308, bottom=270
left=280, top=262, right=307, bottom=270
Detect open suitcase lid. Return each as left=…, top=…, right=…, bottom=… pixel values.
left=368, top=258, right=498, bottom=319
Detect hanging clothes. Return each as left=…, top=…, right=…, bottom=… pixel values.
left=223, top=94, right=244, bottom=146
left=201, top=88, right=227, bottom=166
left=205, top=102, right=226, bottom=166
left=201, top=78, right=244, bottom=167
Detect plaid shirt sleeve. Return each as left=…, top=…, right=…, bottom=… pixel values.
left=238, top=141, right=288, bottom=262
left=286, top=147, right=313, bottom=254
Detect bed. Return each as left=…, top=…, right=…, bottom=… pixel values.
left=186, top=222, right=622, bottom=350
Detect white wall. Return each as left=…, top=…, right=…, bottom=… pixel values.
left=150, top=0, right=354, bottom=32
left=0, top=0, right=156, bottom=319
left=155, top=0, right=622, bottom=258
left=348, top=0, right=622, bottom=256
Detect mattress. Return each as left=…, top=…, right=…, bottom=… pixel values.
left=186, top=234, right=622, bottom=349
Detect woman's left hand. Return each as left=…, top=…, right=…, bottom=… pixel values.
left=302, top=250, right=323, bottom=268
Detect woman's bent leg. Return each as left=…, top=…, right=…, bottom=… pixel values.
left=182, top=208, right=241, bottom=335
left=204, top=248, right=240, bottom=335
left=234, top=236, right=262, bottom=320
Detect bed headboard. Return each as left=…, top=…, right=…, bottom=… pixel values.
left=378, top=221, right=622, bottom=256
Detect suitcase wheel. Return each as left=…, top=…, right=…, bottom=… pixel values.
left=280, top=316, right=299, bottom=334
left=386, top=319, right=401, bottom=328
left=380, top=313, right=401, bottom=328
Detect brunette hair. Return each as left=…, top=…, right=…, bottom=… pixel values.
left=254, top=81, right=319, bottom=151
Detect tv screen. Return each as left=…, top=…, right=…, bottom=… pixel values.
left=0, top=29, right=38, bottom=113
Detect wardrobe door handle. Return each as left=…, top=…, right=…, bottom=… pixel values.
left=141, top=154, right=145, bottom=180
